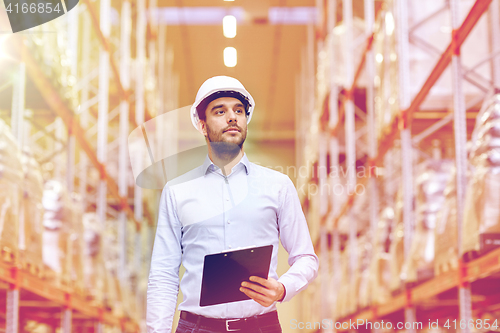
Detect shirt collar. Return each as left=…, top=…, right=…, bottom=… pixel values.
left=202, top=153, right=250, bottom=175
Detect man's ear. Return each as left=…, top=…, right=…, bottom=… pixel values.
left=197, top=120, right=207, bottom=137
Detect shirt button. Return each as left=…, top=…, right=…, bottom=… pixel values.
left=226, top=198, right=229, bottom=202
left=227, top=220, right=231, bottom=224
left=228, top=245, right=232, bottom=249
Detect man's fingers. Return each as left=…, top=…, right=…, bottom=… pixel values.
left=240, top=287, right=271, bottom=307
left=241, top=277, right=282, bottom=307
left=241, top=282, right=271, bottom=296
left=240, top=287, right=266, bottom=302
left=249, top=276, right=270, bottom=287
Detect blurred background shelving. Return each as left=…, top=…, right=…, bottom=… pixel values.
left=1, top=0, right=500, bottom=332
left=0, top=0, right=172, bottom=330
left=297, top=0, right=500, bottom=332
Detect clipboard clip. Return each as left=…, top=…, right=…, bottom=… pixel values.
left=220, top=245, right=257, bottom=253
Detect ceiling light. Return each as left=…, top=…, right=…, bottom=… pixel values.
left=385, top=12, right=395, bottom=36
left=223, top=15, right=237, bottom=38
left=224, top=47, right=237, bottom=67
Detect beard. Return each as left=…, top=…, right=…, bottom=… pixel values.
left=206, top=123, right=247, bottom=159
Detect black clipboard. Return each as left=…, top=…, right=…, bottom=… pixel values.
left=200, top=245, right=273, bottom=307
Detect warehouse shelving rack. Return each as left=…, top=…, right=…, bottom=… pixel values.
left=339, top=247, right=500, bottom=326
left=0, top=261, right=139, bottom=332
left=296, top=0, right=500, bottom=331
left=0, top=0, right=177, bottom=331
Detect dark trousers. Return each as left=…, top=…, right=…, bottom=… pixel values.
left=175, top=311, right=283, bottom=333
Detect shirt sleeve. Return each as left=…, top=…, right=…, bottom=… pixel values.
left=147, top=184, right=183, bottom=332
left=277, top=176, right=319, bottom=302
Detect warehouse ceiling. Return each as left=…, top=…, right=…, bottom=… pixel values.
left=156, top=0, right=367, bottom=143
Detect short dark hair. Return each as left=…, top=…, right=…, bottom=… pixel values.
left=197, top=90, right=251, bottom=121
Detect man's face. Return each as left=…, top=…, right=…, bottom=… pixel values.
left=200, top=97, right=248, bottom=148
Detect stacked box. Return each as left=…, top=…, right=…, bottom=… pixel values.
left=19, top=148, right=44, bottom=276
left=356, top=234, right=372, bottom=309
left=337, top=190, right=370, bottom=235
left=69, top=193, right=85, bottom=293
left=463, top=94, right=500, bottom=256
left=102, top=219, right=123, bottom=312
left=111, top=276, right=127, bottom=317
left=27, top=19, right=77, bottom=110
left=103, top=269, right=118, bottom=311
left=373, top=11, right=400, bottom=141
left=0, top=119, right=23, bottom=264
left=463, top=161, right=500, bottom=255
left=122, top=284, right=138, bottom=322
left=389, top=189, right=405, bottom=293
left=401, top=159, right=453, bottom=283
left=336, top=249, right=350, bottom=318
left=42, top=179, right=73, bottom=286
left=369, top=207, right=394, bottom=305
left=434, top=167, right=459, bottom=275
left=126, top=220, right=137, bottom=282
left=126, top=218, right=152, bottom=318
left=82, top=212, right=105, bottom=303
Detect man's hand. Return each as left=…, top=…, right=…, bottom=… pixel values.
left=239, top=276, right=285, bottom=307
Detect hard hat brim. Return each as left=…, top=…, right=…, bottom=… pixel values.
left=190, top=87, right=255, bottom=130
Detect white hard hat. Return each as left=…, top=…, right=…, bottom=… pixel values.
left=190, top=76, right=255, bottom=130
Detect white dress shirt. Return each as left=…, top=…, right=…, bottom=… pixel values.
left=146, top=153, right=319, bottom=332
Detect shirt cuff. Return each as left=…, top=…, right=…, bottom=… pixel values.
left=278, top=283, right=286, bottom=302
left=277, top=275, right=295, bottom=303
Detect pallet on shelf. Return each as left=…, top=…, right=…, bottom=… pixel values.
left=19, top=259, right=45, bottom=279
left=336, top=247, right=500, bottom=326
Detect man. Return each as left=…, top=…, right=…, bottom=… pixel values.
left=147, top=76, right=318, bottom=333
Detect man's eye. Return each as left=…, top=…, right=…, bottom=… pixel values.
left=216, top=110, right=225, bottom=115
left=235, top=109, right=243, bottom=114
